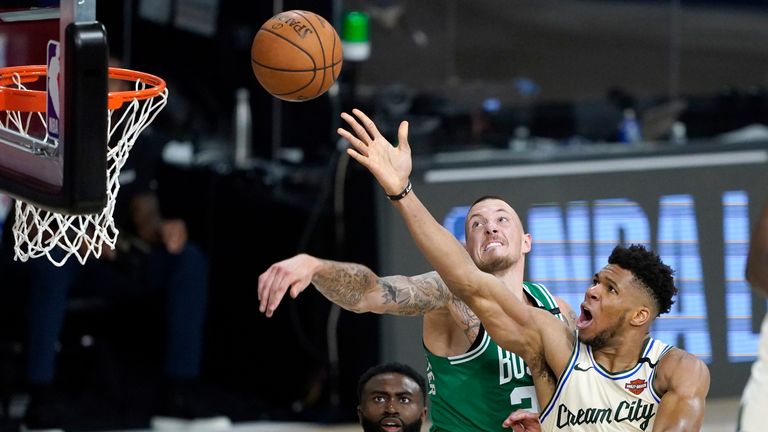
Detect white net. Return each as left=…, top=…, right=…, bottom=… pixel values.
left=3, top=71, right=168, bottom=266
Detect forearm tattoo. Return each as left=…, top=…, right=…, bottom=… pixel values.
left=314, top=266, right=455, bottom=316
left=312, top=262, right=372, bottom=307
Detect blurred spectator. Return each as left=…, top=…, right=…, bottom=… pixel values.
left=0, top=58, right=226, bottom=432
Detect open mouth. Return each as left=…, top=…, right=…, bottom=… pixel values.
left=576, top=304, right=593, bottom=330
left=380, top=417, right=403, bottom=432
left=483, top=241, right=503, bottom=251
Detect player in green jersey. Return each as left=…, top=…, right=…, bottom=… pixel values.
left=258, top=198, right=576, bottom=429
left=357, top=362, right=428, bottom=432
left=424, top=280, right=563, bottom=431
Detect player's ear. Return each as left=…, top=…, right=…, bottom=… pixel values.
left=630, top=305, right=651, bottom=327
left=522, top=233, right=532, bottom=254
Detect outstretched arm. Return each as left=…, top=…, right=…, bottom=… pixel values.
left=652, top=349, right=710, bottom=431
left=257, top=253, right=452, bottom=317
left=746, top=202, right=768, bottom=297
left=338, top=109, right=557, bottom=356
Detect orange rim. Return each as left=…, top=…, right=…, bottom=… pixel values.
left=0, top=65, right=166, bottom=112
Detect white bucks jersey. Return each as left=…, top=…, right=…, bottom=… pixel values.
left=540, top=336, right=673, bottom=431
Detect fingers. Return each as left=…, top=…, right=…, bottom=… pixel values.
left=340, top=111, right=373, bottom=144
left=258, top=266, right=288, bottom=317
left=501, top=421, right=524, bottom=432
left=503, top=410, right=540, bottom=432
left=257, top=268, right=277, bottom=313
left=290, top=283, right=303, bottom=298
left=346, top=147, right=370, bottom=168
left=265, top=274, right=290, bottom=317
left=502, top=410, right=532, bottom=428
left=351, top=108, right=382, bottom=140
left=338, top=127, right=369, bottom=157
left=397, top=120, right=411, bottom=154
left=258, top=261, right=313, bottom=317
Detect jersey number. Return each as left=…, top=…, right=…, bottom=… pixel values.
left=510, top=385, right=539, bottom=412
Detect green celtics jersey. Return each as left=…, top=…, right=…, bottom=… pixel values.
left=425, top=282, right=564, bottom=432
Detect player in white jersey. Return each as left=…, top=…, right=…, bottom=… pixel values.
left=738, top=202, right=768, bottom=432
left=538, top=331, right=672, bottom=431
left=337, top=108, right=710, bottom=431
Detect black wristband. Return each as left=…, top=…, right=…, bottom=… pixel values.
left=387, top=180, right=412, bottom=201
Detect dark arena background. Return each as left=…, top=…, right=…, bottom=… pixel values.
left=1, top=0, right=768, bottom=430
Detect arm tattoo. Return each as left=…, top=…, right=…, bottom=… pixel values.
left=312, top=262, right=372, bottom=308
left=450, top=296, right=481, bottom=340
left=376, top=272, right=453, bottom=316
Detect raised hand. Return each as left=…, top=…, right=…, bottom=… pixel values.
left=337, top=108, right=412, bottom=196
left=502, top=409, right=541, bottom=432
left=258, top=253, right=319, bottom=317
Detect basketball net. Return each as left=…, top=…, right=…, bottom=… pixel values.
left=0, top=67, right=168, bottom=266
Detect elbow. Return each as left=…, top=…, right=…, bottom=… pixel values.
left=345, top=305, right=368, bottom=314
left=347, top=298, right=377, bottom=314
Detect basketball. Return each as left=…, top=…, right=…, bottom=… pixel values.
left=251, top=10, right=343, bottom=102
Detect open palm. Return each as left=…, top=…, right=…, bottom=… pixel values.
left=337, top=108, right=412, bottom=195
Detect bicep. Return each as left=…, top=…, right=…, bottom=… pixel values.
left=654, top=353, right=710, bottom=431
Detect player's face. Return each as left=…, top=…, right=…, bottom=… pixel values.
left=464, top=199, right=531, bottom=274
left=576, top=265, right=645, bottom=349
left=358, top=373, right=426, bottom=432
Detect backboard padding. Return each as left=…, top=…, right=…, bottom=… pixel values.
left=0, top=2, right=108, bottom=214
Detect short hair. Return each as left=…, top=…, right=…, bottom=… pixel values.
left=357, top=362, right=427, bottom=405
left=608, top=244, right=677, bottom=315
left=470, top=195, right=508, bottom=208
left=467, top=195, right=524, bottom=230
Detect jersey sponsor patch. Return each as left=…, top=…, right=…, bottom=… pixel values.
left=625, top=378, right=647, bottom=395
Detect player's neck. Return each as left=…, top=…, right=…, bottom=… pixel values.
left=492, top=264, right=526, bottom=301
left=591, top=331, right=650, bottom=372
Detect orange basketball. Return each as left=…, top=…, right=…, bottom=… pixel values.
left=251, top=10, right=343, bottom=102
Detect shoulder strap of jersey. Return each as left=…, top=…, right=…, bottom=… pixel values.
left=523, top=281, right=562, bottom=317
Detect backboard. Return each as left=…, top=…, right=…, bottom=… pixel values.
left=0, top=0, right=107, bottom=214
